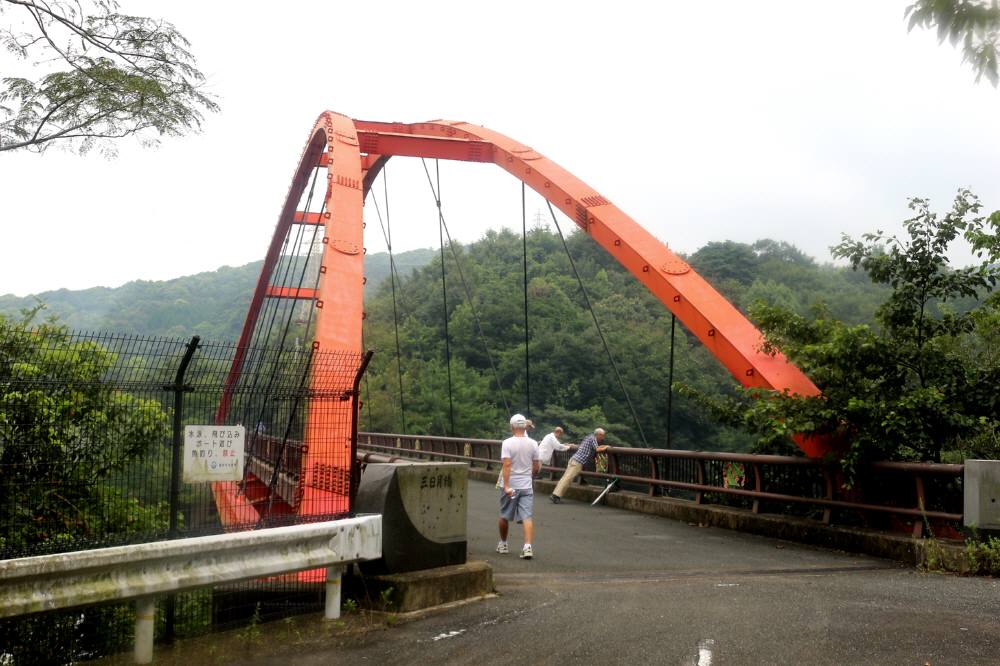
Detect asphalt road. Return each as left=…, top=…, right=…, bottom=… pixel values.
left=247, top=480, right=1000, bottom=665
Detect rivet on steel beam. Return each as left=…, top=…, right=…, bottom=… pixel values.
left=746, top=369, right=755, bottom=377
left=642, top=265, right=650, bottom=272
left=673, top=295, right=681, bottom=302
left=544, top=181, right=551, bottom=188
left=316, top=300, right=324, bottom=309
left=312, top=341, right=321, bottom=350
left=362, top=222, right=366, bottom=229
left=363, top=247, right=367, bottom=254
left=362, top=276, right=367, bottom=284
left=324, top=212, right=331, bottom=219
left=525, top=167, right=532, bottom=175
left=319, top=266, right=327, bottom=274
left=707, top=328, right=716, bottom=336
left=614, top=239, right=621, bottom=246
left=565, top=198, right=571, bottom=205
left=322, top=237, right=329, bottom=244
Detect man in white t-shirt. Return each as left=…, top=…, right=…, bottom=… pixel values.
left=497, top=413, right=540, bottom=559
left=537, top=426, right=570, bottom=467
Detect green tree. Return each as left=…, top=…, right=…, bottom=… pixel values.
left=907, top=0, right=1000, bottom=86
left=0, top=311, right=171, bottom=555
left=682, top=190, right=1000, bottom=473
left=0, top=0, right=217, bottom=154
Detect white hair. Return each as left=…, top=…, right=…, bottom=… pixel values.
left=594, top=428, right=605, bottom=436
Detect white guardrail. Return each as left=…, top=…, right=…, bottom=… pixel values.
left=0, top=514, right=382, bottom=663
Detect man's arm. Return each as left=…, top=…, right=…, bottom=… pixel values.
left=502, top=458, right=513, bottom=495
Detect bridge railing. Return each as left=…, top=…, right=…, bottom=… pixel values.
left=358, top=432, right=964, bottom=537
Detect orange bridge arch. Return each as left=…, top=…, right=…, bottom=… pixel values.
left=216, top=111, right=826, bottom=528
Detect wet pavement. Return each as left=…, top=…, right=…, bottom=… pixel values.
left=243, top=480, right=1000, bottom=665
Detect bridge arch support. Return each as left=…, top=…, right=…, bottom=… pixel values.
left=221, top=111, right=826, bottom=526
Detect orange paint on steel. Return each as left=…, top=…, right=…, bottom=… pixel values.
left=214, top=112, right=365, bottom=524
left=220, top=112, right=828, bottom=529
left=264, top=286, right=318, bottom=300
left=353, top=118, right=824, bottom=455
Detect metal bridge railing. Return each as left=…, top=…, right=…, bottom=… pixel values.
left=358, top=432, right=964, bottom=537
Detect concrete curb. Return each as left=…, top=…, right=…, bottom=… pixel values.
left=348, top=561, right=494, bottom=613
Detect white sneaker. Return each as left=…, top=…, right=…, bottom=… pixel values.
left=520, top=544, right=533, bottom=560
left=496, top=541, right=509, bottom=554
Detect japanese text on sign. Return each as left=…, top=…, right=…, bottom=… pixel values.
left=183, top=425, right=245, bottom=483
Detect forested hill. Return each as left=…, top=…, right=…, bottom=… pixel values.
left=0, top=248, right=436, bottom=339
left=357, top=229, right=893, bottom=448
left=1, top=229, right=898, bottom=450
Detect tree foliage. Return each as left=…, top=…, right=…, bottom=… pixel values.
left=682, top=190, right=1000, bottom=473
left=358, top=226, right=898, bottom=452
left=907, top=0, right=1000, bottom=86
left=0, top=0, right=217, bottom=154
left=0, top=309, right=170, bottom=557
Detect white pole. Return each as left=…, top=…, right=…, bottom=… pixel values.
left=134, top=596, right=156, bottom=664
left=325, top=565, right=346, bottom=620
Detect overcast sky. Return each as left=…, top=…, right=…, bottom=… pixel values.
left=2, top=1, right=1000, bottom=298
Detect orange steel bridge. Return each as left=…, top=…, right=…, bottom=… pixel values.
left=213, top=112, right=825, bottom=530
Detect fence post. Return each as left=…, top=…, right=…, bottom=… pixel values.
left=349, top=351, right=374, bottom=512
left=164, top=335, right=200, bottom=643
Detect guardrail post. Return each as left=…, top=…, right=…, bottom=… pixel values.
left=134, top=596, right=157, bottom=664
left=325, top=565, right=346, bottom=620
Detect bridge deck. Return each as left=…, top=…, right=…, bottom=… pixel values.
left=255, top=479, right=998, bottom=664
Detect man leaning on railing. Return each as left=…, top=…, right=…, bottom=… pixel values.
left=550, top=428, right=610, bottom=504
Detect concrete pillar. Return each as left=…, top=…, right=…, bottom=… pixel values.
left=325, top=565, right=346, bottom=620
left=134, top=596, right=156, bottom=664
left=965, top=459, right=1000, bottom=529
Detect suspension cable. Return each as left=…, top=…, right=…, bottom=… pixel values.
left=667, top=313, right=675, bottom=449
left=242, top=163, right=326, bottom=486
left=522, top=182, right=531, bottom=416
left=419, top=158, right=511, bottom=415
left=368, top=168, right=408, bottom=432
left=245, top=164, right=323, bottom=419
left=546, top=201, right=649, bottom=447
left=433, top=160, right=456, bottom=435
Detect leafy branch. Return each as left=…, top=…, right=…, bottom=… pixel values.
left=0, top=0, right=218, bottom=154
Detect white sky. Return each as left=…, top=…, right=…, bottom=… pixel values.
left=2, top=0, right=1000, bottom=298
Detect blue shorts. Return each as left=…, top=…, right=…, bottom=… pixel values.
left=499, top=489, right=534, bottom=522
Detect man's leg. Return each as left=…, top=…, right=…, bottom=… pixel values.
left=498, top=516, right=509, bottom=541
left=523, top=518, right=533, bottom=544
left=553, top=461, right=582, bottom=498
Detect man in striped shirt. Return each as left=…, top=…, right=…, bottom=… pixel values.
left=550, top=428, right=609, bottom=503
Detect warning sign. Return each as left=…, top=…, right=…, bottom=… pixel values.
left=183, top=425, right=245, bottom=483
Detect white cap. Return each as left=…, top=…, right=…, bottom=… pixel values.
left=510, top=413, right=527, bottom=428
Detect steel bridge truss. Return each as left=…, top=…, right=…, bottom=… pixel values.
left=216, top=111, right=827, bottom=529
